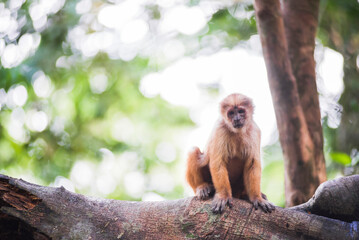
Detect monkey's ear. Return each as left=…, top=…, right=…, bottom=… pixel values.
left=220, top=102, right=229, bottom=110
left=220, top=102, right=229, bottom=118
left=241, top=99, right=253, bottom=108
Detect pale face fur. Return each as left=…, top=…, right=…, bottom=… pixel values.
left=220, top=93, right=254, bottom=133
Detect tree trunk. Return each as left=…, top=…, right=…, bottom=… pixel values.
left=254, top=0, right=326, bottom=206
left=1, top=174, right=359, bottom=239
left=317, top=0, right=359, bottom=157
left=334, top=54, right=359, bottom=155
left=282, top=0, right=327, bottom=184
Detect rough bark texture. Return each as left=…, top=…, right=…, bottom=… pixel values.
left=282, top=0, right=327, bottom=185
left=254, top=0, right=324, bottom=207
left=254, top=0, right=319, bottom=206
left=290, top=175, right=359, bottom=222
left=1, top=174, right=359, bottom=240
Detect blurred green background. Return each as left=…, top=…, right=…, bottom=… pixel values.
left=0, top=0, right=358, bottom=208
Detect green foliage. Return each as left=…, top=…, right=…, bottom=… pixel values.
left=208, top=7, right=257, bottom=47
left=0, top=0, right=197, bottom=201
left=319, top=0, right=359, bottom=169
left=330, top=152, right=351, bottom=166
left=261, top=143, right=285, bottom=207
left=318, top=0, right=359, bottom=50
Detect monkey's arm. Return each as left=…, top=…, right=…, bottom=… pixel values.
left=244, top=140, right=275, bottom=213
left=209, top=155, right=233, bottom=213
left=244, top=158, right=274, bottom=213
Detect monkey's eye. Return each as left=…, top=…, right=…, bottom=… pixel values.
left=228, top=111, right=234, bottom=116
left=238, top=109, right=245, bottom=114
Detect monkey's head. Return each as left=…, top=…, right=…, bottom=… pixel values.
left=220, top=93, right=254, bottom=131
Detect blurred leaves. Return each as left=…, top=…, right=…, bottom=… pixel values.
left=319, top=0, right=359, bottom=159
left=261, top=143, right=285, bottom=207
left=0, top=0, right=201, bottom=201
left=330, top=152, right=351, bottom=166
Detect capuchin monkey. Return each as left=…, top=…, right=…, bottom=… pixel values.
left=186, top=93, right=275, bottom=213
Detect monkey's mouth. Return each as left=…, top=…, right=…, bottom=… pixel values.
left=233, top=121, right=244, bottom=128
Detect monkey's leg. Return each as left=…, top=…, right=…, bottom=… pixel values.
left=209, top=160, right=233, bottom=213
left=186, top=147, right=213, bottom=199
left=244, top=158, right=275, bottom=213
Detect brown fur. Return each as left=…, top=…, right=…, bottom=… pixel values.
left=186, top=93, right=275, bottom=213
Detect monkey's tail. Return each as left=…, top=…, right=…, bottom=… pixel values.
left=186, top=147, right=208, bottom=190
left=187, top=146, right=208, bottom=167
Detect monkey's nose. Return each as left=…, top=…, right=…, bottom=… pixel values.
left=233, top=120, right=243, bottom=128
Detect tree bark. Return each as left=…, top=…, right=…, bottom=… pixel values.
left=290, top=175, right=359, bottom=222
left=282, top=0, right=327, bottom=184
left=254, top=0, right=325, bottom=206
left=1, top=174, right=359, bottom=240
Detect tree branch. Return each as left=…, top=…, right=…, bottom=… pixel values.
left=1, top=174, right=358, bottom=239
left=290, top=175, right=359, bottom=222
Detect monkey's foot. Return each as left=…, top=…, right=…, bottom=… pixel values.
left=252, top=198, right=275, bottom=213
left=241, top=192, right=268, bottom=201
left=211, top=195, right=233, bottom=214
left=261, top=192, right=268, bottom=200
left=196, top=184, right=214, bottom=200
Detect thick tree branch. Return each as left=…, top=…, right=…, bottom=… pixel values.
left=1, top=174, right=358, bottom=239
left=290, top=175, right=359, bottom=222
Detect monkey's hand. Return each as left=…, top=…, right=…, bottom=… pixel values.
left=252, top=198, right=275, bottom=213
left=211, top=194, right=233, bottom=213
left=196, top=184, right=214, bottom=200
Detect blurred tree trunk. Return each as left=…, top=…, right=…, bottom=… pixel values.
left=318, top=0, right=359, bottom=156
left=335, top=56, right=359, bottom=154
left=1, top=174, right=359, bottom=239
left=282, top=0, right=327, bottom=184
left=254, top=0, right=326, bottom=207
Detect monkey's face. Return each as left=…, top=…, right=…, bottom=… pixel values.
left=220, top=93, right=254, bottom=131
left=227, top=107, right=246, bottom=129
